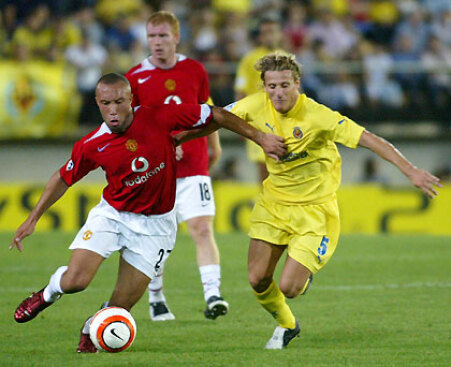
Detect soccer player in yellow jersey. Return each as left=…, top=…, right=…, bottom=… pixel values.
left=235, top=17, right=284, bottom=181
left=226, top=53, right=441, bottom=349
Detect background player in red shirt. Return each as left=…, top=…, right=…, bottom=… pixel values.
left=10, top=73, right=286, bottom=352
left=125, top=11, right=228, bottom=321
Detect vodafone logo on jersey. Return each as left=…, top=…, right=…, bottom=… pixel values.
left=125, top=157, right=166, bottom=187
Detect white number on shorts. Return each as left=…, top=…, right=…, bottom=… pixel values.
left=199, top=183, right=211, bottom=202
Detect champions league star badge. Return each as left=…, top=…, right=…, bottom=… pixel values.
left=293, top=126, right=303, bottom=139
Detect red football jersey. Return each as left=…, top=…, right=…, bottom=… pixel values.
left=60, top=105, right=212, bottom=215
left=125, top=55, right=210, bottom=178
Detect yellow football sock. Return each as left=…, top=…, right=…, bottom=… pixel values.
left=254, top=280, right=296, bottom=329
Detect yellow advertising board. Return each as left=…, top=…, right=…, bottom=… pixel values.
left=0, top=61, right=80, bottom=138
left=0, top=182, right=449, bottom=235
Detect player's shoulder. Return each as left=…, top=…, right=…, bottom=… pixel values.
left=80, top=123, right=112, bottom=145
left=177, top=54, right=207, bottom=72
left=125, top=58, right=154, bottom=79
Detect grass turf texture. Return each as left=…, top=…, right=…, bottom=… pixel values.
left=1, top=232, right=450, bottom=367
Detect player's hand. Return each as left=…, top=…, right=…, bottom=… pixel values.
left=407, top=168, right=442, bottom=199
left=258, top=132, right=287, bottom=161
left=175, top=146, right=184, bottom=161
left=9, top=219, right=36, bottom=252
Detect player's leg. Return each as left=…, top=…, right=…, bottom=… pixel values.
left=279, top=257, right=313, bottom=299
left=248, top=239, right=301, bottom=349
left=14, top=249, right=104, bottom=323
left=248, top=238, right=297, bottom=327
left=78, top=254, right=150, bottom=353
left=185, top=214, right=228, bottom=319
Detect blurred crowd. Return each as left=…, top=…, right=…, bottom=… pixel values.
left=1, top=0, right=450, bottom=125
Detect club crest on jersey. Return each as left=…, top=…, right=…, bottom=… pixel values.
left=293, top=126, right=303, bottom=139
left=126, top=139, right=138, bottom=152
left=83, top=230, right=92, bottom=240
left=165, top=79, right=176, bottom=91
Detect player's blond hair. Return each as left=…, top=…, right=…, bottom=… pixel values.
left=255, top=52, right=302, bottom=82
left=147, top=11, right=180, bottom=35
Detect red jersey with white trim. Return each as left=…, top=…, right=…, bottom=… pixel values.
left=60, top=104, right=212, bottom=215
left=125, top=54, right=210, bottom=178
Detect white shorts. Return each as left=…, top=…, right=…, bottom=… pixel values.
left=69, top=198, right=177, bottom=279
left=175, top=175, right=215, bottom=223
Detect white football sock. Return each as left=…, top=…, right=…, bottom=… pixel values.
left=43, top=266, right=67, bottom=303
left=148, top=274, right=166, bottom=303
left=199, top=264, right=221, bottom=301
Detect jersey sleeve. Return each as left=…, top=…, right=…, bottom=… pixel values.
left=224, top=98, right=254, bottom=127
left=59, top=140, right=99, bottom=186
left=158, top=104, right=213, bottom=131
left=331, top=114, right=365, bottom=148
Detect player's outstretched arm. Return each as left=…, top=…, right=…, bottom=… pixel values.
left=358, top=130, right=442, bottom=198
left=210, top=106, right=287, bottom=160
left=10, top=170, right=69, bottom=252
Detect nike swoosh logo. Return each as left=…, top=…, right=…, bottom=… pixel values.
left=110, top=328, right=124, bottom=340
left=138, top=76, right=151, bottom=84
left=338, top=119, right=345, bottom=125
left=97, top=143, right=110, bottom=152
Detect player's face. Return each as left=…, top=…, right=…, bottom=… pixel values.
left=147, top=22, right=179, bottom=63
left=96, top=82, right=133, bottom=133
left=263, top=70, right=300, bottom=114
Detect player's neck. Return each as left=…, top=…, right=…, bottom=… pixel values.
left=149, top=54, right=178, bottom=70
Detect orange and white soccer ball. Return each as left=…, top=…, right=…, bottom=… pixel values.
left=89, top=307, right=137, bottom=353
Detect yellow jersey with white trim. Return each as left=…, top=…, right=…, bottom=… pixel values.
left=227, top=92, right=365, bottom=205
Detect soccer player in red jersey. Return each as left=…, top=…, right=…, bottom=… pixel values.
left=125, top=11, right=228, bottom=320
left=10, top=73, right=286, bottom=352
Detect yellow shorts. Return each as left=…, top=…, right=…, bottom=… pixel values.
left=245, top=139, right=266, bottom=163
left=248, top=196, right=340, bottom=274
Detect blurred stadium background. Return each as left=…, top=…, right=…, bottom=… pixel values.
left=0, top=0, right=450, bottom=235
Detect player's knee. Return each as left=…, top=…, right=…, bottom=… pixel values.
left=280, top=275, right=312, bottom=298
left=248, top=273, right=272, bottom=293
left=61, top=271, right=90, bottom=293
left=188, top=218, right=213, bottom=241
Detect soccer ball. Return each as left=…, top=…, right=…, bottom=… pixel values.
left=89, top=306, right=137, bottom=353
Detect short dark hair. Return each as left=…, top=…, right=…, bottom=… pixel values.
left=97, top=73, right=130, bottom=87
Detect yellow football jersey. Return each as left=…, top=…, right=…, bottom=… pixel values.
left=234, top=47, right=280, bottom=96
left=228, top=92, right=365, bottom=204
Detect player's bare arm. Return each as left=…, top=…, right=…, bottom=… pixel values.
left=358, top=130, right=442, bottom=198
left=207, top=131, right=222, bottom=168
left=10, top=170, right=69, bottom=252
left=174, top=107, right=287, bottom=160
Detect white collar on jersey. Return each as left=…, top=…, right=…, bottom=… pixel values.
left=84, top=122, right=112, bottom=143
left=130, top=54, right=188, bottom=75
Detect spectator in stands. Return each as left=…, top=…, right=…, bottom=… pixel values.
left=106, top=17, right=136, bottom=52
left=393, top=9, right=430, bottom=55
left=318, top=69, right=361, bottom=110
left=65, top=29, right=107, bottom=124
left=306, top=8, right=358, bottom=59
left=421, top=35, right=451, bottom=109
left=362, top=41, right=404, bottom=108
left=282, top=3, right=307, bottom=53
left=430, top=10, right=451, bottom=47
left=75, top=6, right=105, bottom=46
left=366, top=0, right=399, bottom=45
left=11, top=4, right=53, bottom=60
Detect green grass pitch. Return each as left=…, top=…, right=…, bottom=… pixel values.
left=1, top=232, right=450, bottom=367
